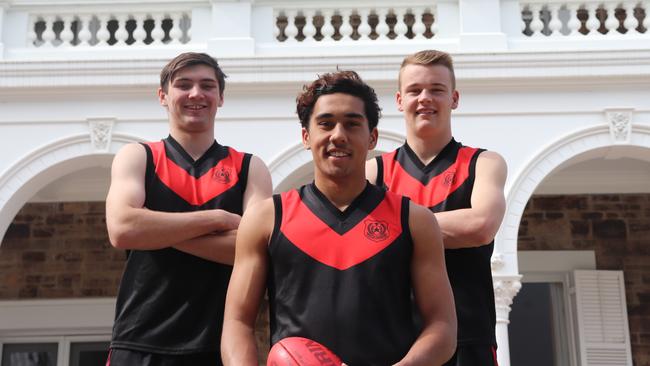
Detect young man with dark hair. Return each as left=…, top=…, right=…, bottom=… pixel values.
left=105, top=52, right=272, bottom=366
left=367, top=50, right=507, bottom=366
left=222, top=70, right=456, bottom=366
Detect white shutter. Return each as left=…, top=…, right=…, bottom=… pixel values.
left=570, top=270, right=632, bottom=366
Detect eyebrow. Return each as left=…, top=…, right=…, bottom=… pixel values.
left=405, top=82, right=448, bottom=89
left=315, top=112, right=365, bottom=119
left=173, top=77, right=218, bottom=83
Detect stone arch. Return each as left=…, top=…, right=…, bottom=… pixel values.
left=497, top=124, right=650, bottom=273
left=268, top=130, right=405, bottom=192
left=0, top=133, right=145, bottom=244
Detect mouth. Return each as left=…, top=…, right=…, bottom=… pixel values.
left=326, top=149, right=351, bottom=159
left=184, top=104, right=207, bottom=111
left=416, top=109, right=437, bottom=116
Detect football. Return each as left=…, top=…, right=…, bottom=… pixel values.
left=267, top=337, right=342, bottom=366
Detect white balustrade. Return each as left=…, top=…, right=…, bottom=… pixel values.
left=275, top=6, right=437, bottom=42
left=520, top=1, right=649, bottom=37
left=27, top=11, right=191, bottom=48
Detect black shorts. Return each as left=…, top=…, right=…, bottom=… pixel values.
left=443, top=345, right=498, bottom=366
left=106, top=348, right=221, bottom=366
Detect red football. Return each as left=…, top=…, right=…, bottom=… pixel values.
left=267, top=337, right=342, bottom=366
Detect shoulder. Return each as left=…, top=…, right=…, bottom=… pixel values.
left=476, top=150, right=507, bottom=176
left=112, top=143, right=147, bottom=168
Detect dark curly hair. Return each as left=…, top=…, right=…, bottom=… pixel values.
left=296, top=71, right=381, bottom=131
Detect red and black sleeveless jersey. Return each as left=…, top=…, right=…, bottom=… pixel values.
left=268, top=183, right=417, bottom=365
left=377, top=139, right=496, bottom=346
left=111, top=135, right=251, bottom=357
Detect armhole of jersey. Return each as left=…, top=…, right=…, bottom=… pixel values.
left=400, top=196, right=413, bottom=249
left=468, top=148, right=486, bottom=190
left=270, top=194, right=283, bottom=247
left=140, top=143, right=154, bottom=193
left=240, top=153, right=252, bottom=191
left=375, top=155, right=384, bottom=187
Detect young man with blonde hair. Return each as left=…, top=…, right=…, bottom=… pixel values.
left=367, top=50, right=507, bottom=366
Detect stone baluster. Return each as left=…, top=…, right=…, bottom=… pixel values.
left=430, top=8, right=438, bottom=36
left=151, top=14, right=165, bottom=45
left=394, top=8, right=408, bottom=40
left=284, top=10, right=298, bottom=42
left=77, top=15, right=92, bottom=46
left=645, top=3, right=650, bottom=31
left=412, top=7, right=426, bottom=40
left=302, top=10, right=317, bottom=42
left=41, top=16, right=56, bottom=47
left=28, top=15, right=38, bottom=47
left=585, top=3, right=601, bottom=36
left=339, top=9, right=353, bottom=41
left=185, top=13, right=192, bottom=41
left=273, top=10, right=281, bottom=41
left=604, top=2, right=619, bottom=35
left=59, top=15, right=74, bottom=46
left=548, top=4, right=562, bottom=36
left=96, top=15, right=110, bottom=46
left=321, top=10, right=335, bottom=42
left=375, top=8, right=390, bottom=40
left=520, top=3, right=528, bottom=36
left=114, top=14, right=128, bottom=46
left=567, top=3, right=581, bottom=36
left=357, top=9, right=371, bottom=41
left=169, top=13, right=183, bottom=44
left=623, top=2, right=639, bottom=35
left=529, top=4, right=544, bottom=36
left=132, top=14, right=146, bottom=45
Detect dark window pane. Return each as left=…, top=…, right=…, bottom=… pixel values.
left=69, top=342, right=110, bottom=366
left=509, top=282, right=557, bottom=366
left=1, top=343, right=57, bottom=366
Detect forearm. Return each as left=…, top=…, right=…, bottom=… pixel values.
left=107, top=207, right=239, bottom=250
left=174, top=230, right=237, bottom=265
left=395, top=321, right=457, bottom=366
left=221, top=320, right=260, bottom=366
left=434, top=209, right=496, bottom=249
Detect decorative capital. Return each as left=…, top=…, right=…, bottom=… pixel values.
left=88, top=118, right=115, bottom=152
left=493, top=276, right=522, bottom=323
left=605, top=108, right=634, bottom=143
left=491, top=253, right=505, bottom=271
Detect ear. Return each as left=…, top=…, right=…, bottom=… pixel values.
left=158, top=87, right=168, bottom=107
left=369, top=127, right=378, bottom=150
left=396, top=91, right=404, bottom=112
left=301, top=127, right=310, bottom=149
left=451, top=90, right=459, bottom=110
left=218, top=93, right=224, bottom=107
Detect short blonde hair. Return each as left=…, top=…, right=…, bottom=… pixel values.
left=398, top=50, right=455, bottom=90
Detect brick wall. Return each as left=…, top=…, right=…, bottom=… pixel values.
left=0, top=202, right=123, bottom=299
left=519, top=194, right=650, bottom=366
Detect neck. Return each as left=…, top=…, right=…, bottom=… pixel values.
left=169, top=129, right=215, bottom=160
left=405, top=129, right=453, bottom=165
left=313, top=175, right=367, bottom=211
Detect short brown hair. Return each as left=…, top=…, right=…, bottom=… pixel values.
left=160, top=52, right=227, bottom=95
left=398, top=50, right=455, bottom=90
left=296, top=71, right=381, bottom=131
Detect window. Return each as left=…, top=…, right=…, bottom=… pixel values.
left=1, top=343, right=58, bottom=366
left=0, top=338, right=109, bottom=366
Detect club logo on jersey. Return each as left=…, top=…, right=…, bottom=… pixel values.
left=213, top=167, right=232, bottom=184
left=443, top=170, right=456, bottom=186
left=364, top=220, right=389, bottom=242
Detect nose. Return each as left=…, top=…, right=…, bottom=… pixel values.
left=188, top=85, right=202, bottom=98
left=418, top=89, right=432, bottom=104
left=330, top=123, right=347, bottom=145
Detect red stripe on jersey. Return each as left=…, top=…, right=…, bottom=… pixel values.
left=383, top=146, right=478, bottom=208
left=280, top=190, right=403, bottom=270
left=147, top=141, right=243, bottom=206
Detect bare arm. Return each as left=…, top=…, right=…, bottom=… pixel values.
left=435, top=151, right=507, bottom=249
left=365, top=157, right=378, bottom=185
left=174, top=156, right=273, bottom=264
left=221, top=198, right=274, bottom=365
left=105, top=143, right=240, bottom=250
left=395, top=203, right=457, bottom=366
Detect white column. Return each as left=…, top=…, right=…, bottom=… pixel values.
left=209, top=0, right=254, bottom=56
left=493, top=275, right=522, bottom=366
left=458, top=0, right=507, bottom=51
left=0, top=3, right=6, bottom=57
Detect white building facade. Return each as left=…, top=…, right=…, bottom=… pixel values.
left=1, top=0, right=649, bottom=365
